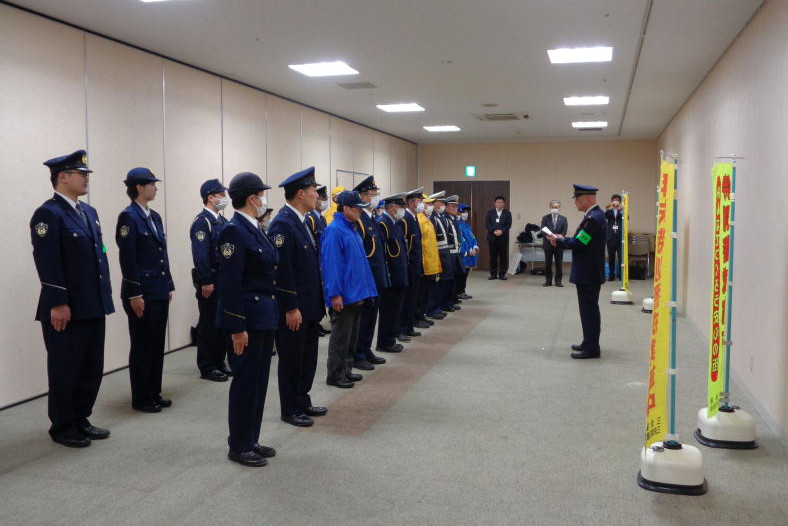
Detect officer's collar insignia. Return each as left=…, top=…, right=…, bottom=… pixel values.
left=273, top=233, right=285, bottom=248
left=119, top=225, right=130, bottom=238
left=221, top=243, right=235, bottom=258
left=35, top=222, right=48, bottom=237
left=196, top=231, right=206, bottom=241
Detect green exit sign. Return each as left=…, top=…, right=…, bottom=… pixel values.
left=465, top=165, right=476, bottom=177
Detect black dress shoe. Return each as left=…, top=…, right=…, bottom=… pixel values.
left=326, top=378, right=355, bottom=388
left=354, top=360, right=374, bottom=371
left=543, top=282, right=552, bottom=287
left=367, top=354, right=386, bottom=365
left=253, top=443, right=277, bottom=458
left=396, top=333, right=411, bottom=342
left=51, top=431, right=91, bottom=448
left=228, top=450, right=267, bottom=467
left=571, top=344, right=585, bottom=352
left=571, top=351, right=601, bottom=359
left=414, top=320, right=431, bottom=329
left=305, top=406, right=327, bottom=417
left=346, top=372, right=363, bottom=382
left=376, top=343, right=403, bottom=353
left=200, top=369, right=228, bottom=382
left=78, top=424, right=110, bottom=440
left=556, top=282, right=564, bottom=287
left=219, top=365, right=233, bottom=376
left=318, top=326, right=331, bottom=335
left=457, top=293, right=472, bottom=300
left=154, top=397, right=172, bottom=408
left=427, top=312, right=445, bottom=320
left=132, top=403, right=162, bottom=413
left=281, top=412, right=315, bottom=426
left=498, top=276, right=508, bottom=280
left=488, top=276, right=497, bottom=280
left=406, top=330, right=422, bottom=337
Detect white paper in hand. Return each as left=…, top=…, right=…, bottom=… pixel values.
left=541, top=226, right=554, bottom=237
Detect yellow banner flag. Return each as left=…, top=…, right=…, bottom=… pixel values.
left=707, top=163, right=733, bottom=418
left=622, top=192, right=630, bottom=290
left=644, top=160, right=674, bottom=447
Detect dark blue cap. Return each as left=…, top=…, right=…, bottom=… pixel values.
left=43, top=149, right=92, bottom=175
left=353, top=176, right=378, bottom=193
left=316, top=185, right=328, bottom=198
left=200, top=178, right=227, bottom=198
left=336, top=190, right=370, bottom=208
left=125, top=167, right=161, bottom=185
left=279, top=166, right=319, bottom=190
left=572, top=184, right=598, bottom=196
left=228, top=172, right=270, bottom=198
left=458, top=204, right=471, bottom=212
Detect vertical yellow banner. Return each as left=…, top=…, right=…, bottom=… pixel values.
left=644, top=161, right=674, bottom=447
left=622, top=192, right=630, bottom=290
left=707, top=163, right=733, bottom=418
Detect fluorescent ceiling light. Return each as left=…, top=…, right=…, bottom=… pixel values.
left=572, top=121, right=608, bottom=129
left=424, top=125, right=461, bottom=133
left=548, top=47, right=613, bottom=64
left=563, top=96, right=610, bottom=106
left=376, top=103, right=425, bottom=113
left=288, top=61, right=359, bottom=77
left=138, top=0, right=187, bottom=3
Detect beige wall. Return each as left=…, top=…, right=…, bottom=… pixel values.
left=419, top=140, right=658, bottom=241
left=0, top=4, right=417, bottom=408
left=658, top=0, right=788, bottom=435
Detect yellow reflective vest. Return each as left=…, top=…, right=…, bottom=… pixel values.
left=417, top=212, right=442, bottom=276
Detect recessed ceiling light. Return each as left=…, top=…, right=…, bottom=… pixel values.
left=376, top=103, right=425, bottom=113
left=288, top=61, right=359, bottom=77
left=563, top=96, right=610, bottom=106
left=548, top=46, right=613, bottom=64
left=572, top=121, right=608, bottom=129
left=424, top=125, right=461, bottom=133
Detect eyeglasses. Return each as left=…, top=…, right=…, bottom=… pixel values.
left=63, top=170, right=88, bottom=178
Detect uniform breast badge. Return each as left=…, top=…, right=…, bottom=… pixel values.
left=221, top=243, right=235, bottom=258
left=273, top=234, right=285, bottom=248
left=196, top=231, right=206, bottom=241
left=119, top=225, right=130, bottom=238
left=35, top=222, right=48, bottom=237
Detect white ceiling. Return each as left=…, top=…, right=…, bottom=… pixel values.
left=7, top=0, right=763, bottom=144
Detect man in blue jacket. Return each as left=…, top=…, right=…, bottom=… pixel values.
left=31, top=150, right=114, bottom=448
left=321, top=191, right=377, bottom=388
left=548, top=184, right=607, bottom=359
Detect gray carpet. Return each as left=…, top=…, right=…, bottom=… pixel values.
left=0, top=272, right=785, bottom=526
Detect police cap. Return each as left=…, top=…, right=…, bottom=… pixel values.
left=125, top=167, right=161, bottom=185
left=200, top=178, right=227, bottom=198
left=43, top=149, right=92, bottom=175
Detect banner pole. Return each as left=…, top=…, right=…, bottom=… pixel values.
left=721, top=163, right=736, bottom=409
left=667, top=157, right=679, bottom=442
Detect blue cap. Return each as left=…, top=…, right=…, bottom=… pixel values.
left=381, top=191, right=407, bottom=205
left=316, top=185, right=328, bottom=198
left=125, top=167, right=161, bottom=185
left=43, top=149, right=92, bottom=175
left=279, top=166, right=319, bottom=190
left=336, top=190, right=370, bottom=208
left=200, top=178, right=227, bottom=198
left=353, top=176, right=378, bottom=193
left=572, top=184, right=598, bottom=196
left=458, top=204, right=471, bottom=212
left=228, top=172, right=271, bottom=198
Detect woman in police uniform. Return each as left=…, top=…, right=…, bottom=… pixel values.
left=216, top=172, right=279, bottom=467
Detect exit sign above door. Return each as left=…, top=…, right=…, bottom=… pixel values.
left=465, top=165, right=476, bottom=177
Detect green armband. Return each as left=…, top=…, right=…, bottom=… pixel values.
left=576, top=230, right=592, bottom=245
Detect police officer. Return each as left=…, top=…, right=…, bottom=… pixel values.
left=191, top=178, right=232, bottom=382
left=605, top=194, right=623, bottom=281
left=307, top=185, right=332, bottom=337
left=352, top=176, right=389, bottom=370
left=216, top=172, right=278, bottom=467
left=548, top=184, right=607, bottom=359
left=426, top=193, right=454, bottom=318
left=116, top=167, right=174, bottom=412
left=268, top=167, right=328, bottom=427
left=396, top=188, right=425, bottom=340
left=375, top=192, right=409, bottom=352
left=31, top=150, right=114, bottom=447
left=443, top=196, right=464, bottom=311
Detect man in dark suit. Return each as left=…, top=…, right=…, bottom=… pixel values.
left=549, top=184, right=607, bottom=359
left=191, top=178, right=231, bottom=382
left=116, top=167, right=174, bottom=412
left=605, top=194, right=623, bottom=281
left=375, top=192, right=409, bottom=352
left=485, top=196, right=512, bottom=280
left=540, top=199, right=568, bottom=287
left=396, top=187, right=424, bottom=340
left=31, top=150, right=114, bottom=447
left=268, top=167, right=328, bottom=427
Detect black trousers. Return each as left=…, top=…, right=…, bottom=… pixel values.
left=276, top=319, right=319, bottom=417
left=195, top=288, right=229, bottom=374
left=543, top=245, right=564, bottom=283
left=41, top=317, right=105, bottom=435
left=456, top=268, right=469, bottom=294
left=415, top=275, right=435, bottom=320
left=124, top=298, right=169, bottom=406
left=607, top=238, right=622, bottom=279
left=377, top=286, right=406, bottom=348
left=427, top=278, right=453, bottom=315
left=576, top=284, right=602, bottom=352
left=488, top=237, right=509, bottom=277
left=327, top=303, right=363, bottom=382
left=228, top=329, right=274, bottom=454
left=355, top=296, right=380, bottom=362
left=398, top=267, right=421, bottom=334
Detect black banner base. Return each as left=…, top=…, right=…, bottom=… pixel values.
left=694, top=429, right=757, bottom=450
left=637, top=472, right=708, bottom=496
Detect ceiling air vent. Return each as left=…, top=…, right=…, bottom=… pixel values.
left=472, top=112, right=528, bottom=122
left=577, top=127, right=605, bottom=132
left=337, top=81, right=377, bottom=90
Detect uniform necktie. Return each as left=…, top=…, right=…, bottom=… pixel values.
left=75, top=202, right=89, bottom=229
left=304, top=218, right=316, bottom=247
left=146, top=214, right=159, bottom=240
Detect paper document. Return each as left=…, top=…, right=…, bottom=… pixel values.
left=541, top=226, right=554, bottom=237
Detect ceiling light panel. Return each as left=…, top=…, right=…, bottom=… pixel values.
left=548, top=47, right=613, bottom=64
left=563, top=96, right=610, bottom=106
left=424, top=125, right=461, bottom=132
left=288, top=61, right=359, bottom=77
left=376, top=103, right=425, bottom=113
left=572, top=121, right=608, bottom=129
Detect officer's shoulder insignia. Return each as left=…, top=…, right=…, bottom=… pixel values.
left=119, top=225, right=130, bottom=238
left=221, top=243, right=235, bottom=258
left=34, top=222, right=48, bottom=237
left=196, top=231, right=206, bottom=241
left=95, top=219, right=100, bottom=227
left=273, top=233, right=285, bottom=248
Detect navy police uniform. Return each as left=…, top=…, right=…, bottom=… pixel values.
left=559, top=184, right=607, bottom=358
left=427, top=197, right=453, bottom=316
left=397, top=188, right=424, bottom=337
left=216, top=172, right=279, bottom=462
left=268, top=167, right=327, bottom=426
left=31, top=150, right=114, bottom=445
left=375, top=193, right=409, bottom=351
left=190, top=178, right=231, bottom=380
left=116, top=167, right=174, bottom=411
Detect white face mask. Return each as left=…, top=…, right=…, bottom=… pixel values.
left=212, top=195, right=229, bottom=211
left=435, top=205, right=445, bottom=214
left=253, top=195, right=266, bottom=218
left=425, top=205, right=434, bottom=215
left=370, top=195, right=382, bottom=208
left=550, top=208, right=559, bottom=214
left=460, top=212, right=468, bottom=221
left=415, top=202, right=425, bottom=213
left=394, top=208, right=406, bottom=220
left=319, top=200, right=330, bottom=212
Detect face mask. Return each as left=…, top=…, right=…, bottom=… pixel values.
left=425, top=205, right=434, bottom=215
left=613, top=202, right=621, bottom=207
left=254, top=195, right=266, bottom=218
left=435, top=205, right=445, bottom=214
left=550, top=208, right=559, bottom=214
left=394, top=208, right=406, bottom=220
left=319, top=200, right=330, bottom=212
left=415, top=202, right=425, bottom=213
left=213, top=196, right=229, bottom=211
left=459, top=212, right=468, bottom=221
left=370, top=195, right=382, bottom=208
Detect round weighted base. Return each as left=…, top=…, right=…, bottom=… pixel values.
left=638, top=442, right=707, bottom=495
left=695, top=406, right=757, bottom=449
left=642, top=297, right=653, bottom=313
left=611, top=289, right=633, bottom=305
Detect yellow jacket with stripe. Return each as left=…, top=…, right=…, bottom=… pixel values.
left=417, top=212, right=442, bottom=276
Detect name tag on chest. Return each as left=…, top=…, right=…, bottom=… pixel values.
left=495, top=218, right=500, bottom=223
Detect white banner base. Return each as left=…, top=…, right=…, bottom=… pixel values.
left=611, top=289, right=633, bottom=305
left=641, top=297, right=654, bottom=313
left=638, top=443, right=707, bottom=495
left=695, top=407, right=757, bottom=449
